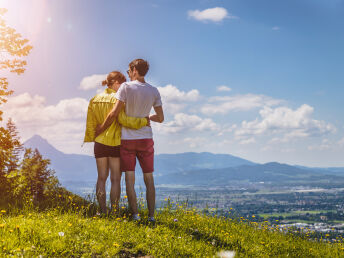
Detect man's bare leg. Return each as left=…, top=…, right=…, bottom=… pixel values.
left=143, top=173, right=155, bottom=217
left=109, top=157, right=121, bottom=214
left=125, top=171, right=138, bottom=215
left=96, top=157, right=109, bottom=214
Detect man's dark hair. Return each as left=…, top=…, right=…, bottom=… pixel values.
left=129, top=59, right=149, bottom=76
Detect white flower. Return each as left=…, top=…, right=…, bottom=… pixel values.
left=58, top=232, right=65, bottom=237
left=217, top=251, right=236, bottom=258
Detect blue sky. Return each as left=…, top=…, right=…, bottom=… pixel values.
left=1, top=0, right=344, bottom=166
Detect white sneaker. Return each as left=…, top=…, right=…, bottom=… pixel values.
left=133, top=214, right=141, bottom=221
left=148, top=217, right=156, bottom=223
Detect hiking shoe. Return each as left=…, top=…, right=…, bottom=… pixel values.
left=133, top=214, right=141, bottom=221
left=148, top=217, right=156, bottom=223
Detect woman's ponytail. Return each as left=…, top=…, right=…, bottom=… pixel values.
left=102, top=79, right=108, bottom=86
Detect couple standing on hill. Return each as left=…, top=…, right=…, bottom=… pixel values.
left=84, top=59, right=164, bottom=222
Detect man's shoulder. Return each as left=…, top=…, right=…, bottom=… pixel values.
left=141, top=82, right=159, bottom=92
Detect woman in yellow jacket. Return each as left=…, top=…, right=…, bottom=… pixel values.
left=84, top=71, right=148, bottom=214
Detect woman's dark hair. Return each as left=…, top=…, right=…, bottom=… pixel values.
left=129, top=59, right=149, bottom=76
left=102, top=71, right=126, bottom=87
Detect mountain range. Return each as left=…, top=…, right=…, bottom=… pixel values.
left=24, top=135, right=254, bottom=182
left=24, top=135, right=344, bottom=189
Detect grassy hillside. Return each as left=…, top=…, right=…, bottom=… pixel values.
left=1, top=203, right=344, bottom=257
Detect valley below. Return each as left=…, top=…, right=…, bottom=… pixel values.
left=25, top=135, right=344, bottom=238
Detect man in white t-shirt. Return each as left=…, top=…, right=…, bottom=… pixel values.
left=96, top=59, right=164, bottom=222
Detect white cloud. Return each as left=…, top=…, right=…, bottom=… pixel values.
left=183, top=137, right=207, bottom=148
left=216, top=85, right=232, bottom=92
left=153, top=113, right=218, bottom=134
left=2, top=93, right=90, bottom=154
left=239, top=137, right=256, bottom=145
left=157, top=84, right=200, bottom=113
left=202, top=94, right=283, bottom=115
left=218, top=124, right=237, bottom=136
left=235, top=104, right=336, bottom=140
left=188, top=7, right=236, bottom=23
left=308, top=139, right=332, bottom=151
left=338, top=137, right=344, bottom=146
left=4, top=93, right=88, bottom=125
left=272, top=26, right=280, bottom=31
left=79, top=74, right=107, bottom=91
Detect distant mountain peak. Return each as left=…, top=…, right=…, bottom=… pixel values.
left=26, top=134, right=49, bottom=143
left=264, top=162, right=290, bottom=167
left=24, top=135, right=63, bottom=156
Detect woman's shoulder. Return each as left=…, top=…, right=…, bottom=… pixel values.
left=92, top=90, right=117, bottom=103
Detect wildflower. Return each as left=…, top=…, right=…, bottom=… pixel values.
left=252, top=215, right=255, bottom=218
left=113, top=243, right=120, bottom=247
left=58, top=232, right=65, bottom=237
left=68, top=223, right=72, bottom=227
left=0, top=210, right=6, bottom=214
left=124, top=196, right=128, bottom=199
left=217, top=251, right=235, bottom=258
left=0, top=224, right=5, bottom=228
left=174, top=218, right=178, bottom=222
left=16, top=225, right=20, bottom=229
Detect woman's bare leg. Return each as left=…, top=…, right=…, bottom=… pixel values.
left=96, top=157, right=109, bottom=214
left=108, top=157, right=121, bottom=213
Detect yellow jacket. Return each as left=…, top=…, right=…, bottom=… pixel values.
left=84, top=88, right=147, bottom=146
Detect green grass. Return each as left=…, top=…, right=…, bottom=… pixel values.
left=1, top=205, right=344, bottom=257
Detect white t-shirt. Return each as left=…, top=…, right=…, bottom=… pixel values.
left=115, top=80, right=162, bottom=140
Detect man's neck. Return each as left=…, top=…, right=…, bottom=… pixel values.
left=135, top=76, right=145, bottom=83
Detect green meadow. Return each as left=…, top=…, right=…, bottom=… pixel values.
left=1, top=200, right=344, bottom=257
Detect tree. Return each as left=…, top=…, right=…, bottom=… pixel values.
left=0, top=8, right=32, bottom=171
left=0, top=8, right=33, bottom=117
left=5, top=118, right=23, bottom=173
left=0, top=8, right=32, bottom=204
left=19, top=148, right=56, bottom=203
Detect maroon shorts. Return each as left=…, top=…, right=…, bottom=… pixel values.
left=120, top=139, right=154, bottom=173
left=94, top=142, right=120, bottom=158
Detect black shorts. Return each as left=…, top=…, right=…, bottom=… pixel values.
left=94, top=142, right=120, bottom=159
